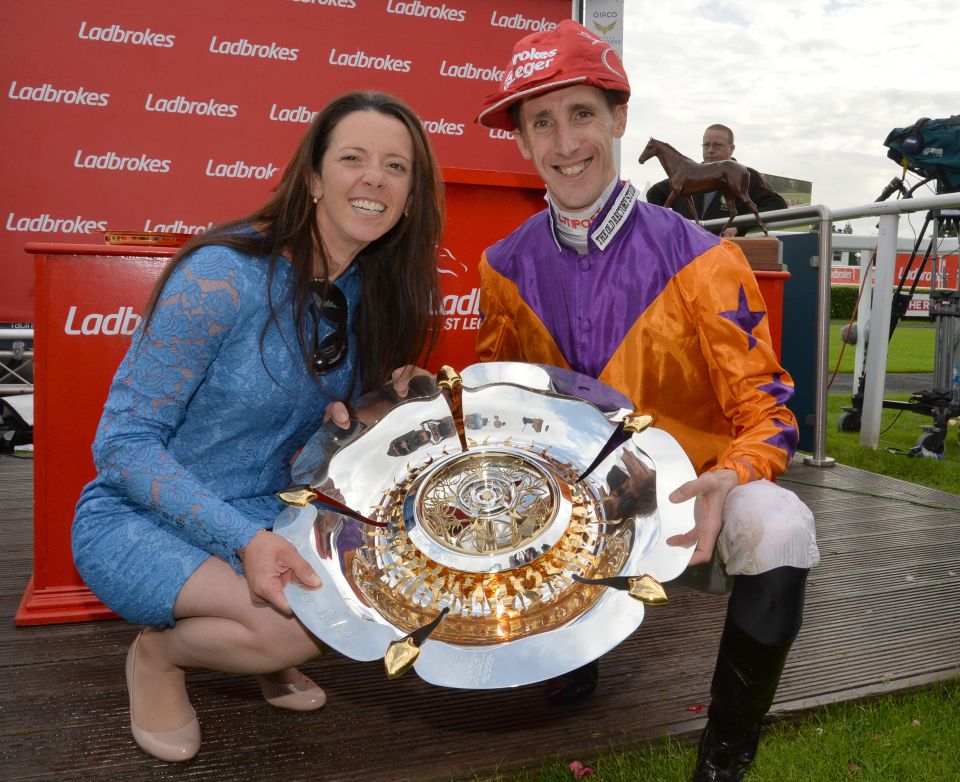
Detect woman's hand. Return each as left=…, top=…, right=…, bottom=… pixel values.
left=389, top=364, right=432, bottom=398
left=323, top=401, right=351, bottom=429
left=323, top=365, right=432, bottom=430
left=665, top=468, right=739, bottom=566
left=240, top=529, right=322, bottom=614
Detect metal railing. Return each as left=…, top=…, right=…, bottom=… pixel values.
left=0, top=328, right=34, bottom=396
left=704, top=191, right=960, bottom=467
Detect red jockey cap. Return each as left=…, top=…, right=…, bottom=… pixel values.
left=476, top=19, right=630, bottom=132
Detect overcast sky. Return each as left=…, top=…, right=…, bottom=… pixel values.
left=617, top=0, right=959, bottom=235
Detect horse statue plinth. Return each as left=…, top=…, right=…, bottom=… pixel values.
left=639, top=138, right=771, bottom=236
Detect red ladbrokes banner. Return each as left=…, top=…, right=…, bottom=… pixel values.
left=1, top=0, right=569, bottom=321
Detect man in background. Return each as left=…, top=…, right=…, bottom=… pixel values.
left=647, top=124, right=787, bottom=237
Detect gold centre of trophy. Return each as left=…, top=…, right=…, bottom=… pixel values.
left=347, top=448, right=632, bottom=645
left=417, top=452, right=557, bottom=556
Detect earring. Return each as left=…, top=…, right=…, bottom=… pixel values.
left=312, top=196, right=319, bottom=204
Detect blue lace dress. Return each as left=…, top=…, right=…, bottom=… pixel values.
left=72, top=242, right=361, bottom=627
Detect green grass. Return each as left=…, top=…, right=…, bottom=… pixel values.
left=750, top=684, right=960, bottom=781
left=824, top=318, right=958, bottom=494
left=822, top=393, right=960, bottom=494
left=478, top=680, right=960, bottom=781
left=828, top=320, right=935, bottom=374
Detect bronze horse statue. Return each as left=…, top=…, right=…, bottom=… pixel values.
left=638, top=138, right=770, bottom=235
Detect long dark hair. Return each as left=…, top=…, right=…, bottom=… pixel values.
left=141, top=91, right=444, bottom=393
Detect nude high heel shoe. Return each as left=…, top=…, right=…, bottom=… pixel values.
left=125, top=631, right=201, bottom=762
left=255, top=670, right=327, bottom=712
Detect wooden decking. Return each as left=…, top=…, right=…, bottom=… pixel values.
left=1, top=453, right=958, bottom=781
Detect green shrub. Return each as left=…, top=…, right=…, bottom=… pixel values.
left=830, top=286, right=858, bottom=320
left=830, top=285, right=935, bottom=323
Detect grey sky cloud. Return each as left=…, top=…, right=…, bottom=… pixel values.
left=619, top=0, right=959, bottom=233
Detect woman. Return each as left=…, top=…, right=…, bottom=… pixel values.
left=72, top=91, right=443, bottom=762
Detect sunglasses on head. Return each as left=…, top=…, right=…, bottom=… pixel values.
left=308, top=280, right=348, bottom=375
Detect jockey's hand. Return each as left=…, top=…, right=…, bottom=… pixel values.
left=665, top=468, right=739, bottom=566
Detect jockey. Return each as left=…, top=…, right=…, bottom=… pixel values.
left=474, top=19, right=819, bottom=782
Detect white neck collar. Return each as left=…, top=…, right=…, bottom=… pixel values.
left=547, top=177, right=619, bottom=254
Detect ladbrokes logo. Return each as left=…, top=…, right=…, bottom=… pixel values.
left=328, top=48, right=412, bottom=73
left=501, top=45, right=558, bottom=90
left=64, top=306, right=141, bottom=336
left=145, top=93, right=238, bottom=118
left=438, top=247, right=466, bottom=279
left=78, top=21, right=175, bottom=48
left=6, top=212, right=107, bottom=234
left=205, top=159, right=279, bottom=180
left=489, top=11, right=557, bottom=32
left=269, top=103, right=318, bottom=123
left=442, top=288, right=481, bottom=330
left=442, top=288, right=480, bottom=316
left=75, top=149, right=172, bottom=174
left=209, top=36, right=298, bottom=61
left=487, top=128, right=514, bottom=141
left=422, top=118, right=464, bottom=136
left=439, top=60, right=504, bottom=82
left=292, top=0, right=356, bottom=6
left=436, top=249, right=481, bottom=331
left=386, top=0, right=466, bottom=22
left=142, top=218, right=213, bottom=233
left=8, top=80, right=109, bottom=107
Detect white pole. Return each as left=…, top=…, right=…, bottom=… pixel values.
left=581, top=0, right=625, bottom=172
left=859, top=213, right=899, bottom=448
left=853, top=248, right=873, bottom=385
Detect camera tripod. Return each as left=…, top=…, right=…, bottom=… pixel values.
left=837, top=177, right=960, bottom=457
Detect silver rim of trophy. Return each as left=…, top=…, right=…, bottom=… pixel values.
left=273, top=362, right=696, bottom=689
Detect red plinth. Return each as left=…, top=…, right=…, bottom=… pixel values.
left=17, top=244, right=172, bottom=625
left=754, top=270, right=790, bottom=357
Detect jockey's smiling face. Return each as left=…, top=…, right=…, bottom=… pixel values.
left=513, top=84, right=627, bottom=213
left=702, top=128, right=735, bottom=163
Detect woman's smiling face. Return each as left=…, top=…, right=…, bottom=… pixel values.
left=311, top=109, right=413, bottom=271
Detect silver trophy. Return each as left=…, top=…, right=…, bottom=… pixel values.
left=273, top=363, right=695, bottom=688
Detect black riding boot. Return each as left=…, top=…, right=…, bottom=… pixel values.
left=693, top=566, right=808, bottom=782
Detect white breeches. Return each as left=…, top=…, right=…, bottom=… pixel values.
left=716, top=479, right=820, bottom=575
